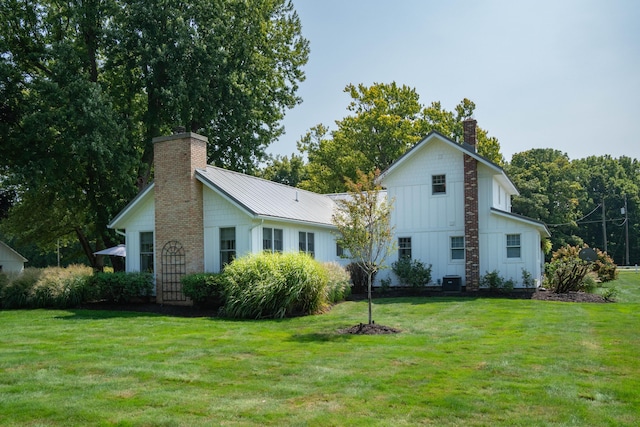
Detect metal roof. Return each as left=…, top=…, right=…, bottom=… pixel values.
left=196, top=166, right=337, bottom=227
left=0, top=241, right=28, bottom=262
left=490, top=208, right=551, bottom=237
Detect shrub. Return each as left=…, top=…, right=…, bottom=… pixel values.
left=30, top=265, right=94, bottom=308
left=591, top=249, right=618, bottom=282
left=545, top=258, right=590, bottom=293
left=1, top=268, right=42, bottom=309
left=222, top=252, right=328, bottom=319
left=91, top=272, right=153, bottom=303
left=181, top=273, right=227, bottom=307
left=1, top=265, right=94, bottom=309
left=601, top=286, right=619, bottom=302
left=391, top=257, right=432, bottom=289
left=322, top=262, right=352, bottom=304
left=345, top=263, right=375, bottom=294
left=480, top=270, right=514, bottom=293
left=521, top=269, right=536, bottom=289
left=551, top=244, right=617, bottom=283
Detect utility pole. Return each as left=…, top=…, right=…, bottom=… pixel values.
left=602, top=197, right=607, bottom=253
left=624, top=194, right=630, bottom=266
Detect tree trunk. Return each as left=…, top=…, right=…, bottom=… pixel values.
left=76, top=227, right=100, bottom=270
left=367, top=272, right=373, bottom=324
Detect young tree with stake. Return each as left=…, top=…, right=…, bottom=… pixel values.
left=332, top=170, right=396, bottom=325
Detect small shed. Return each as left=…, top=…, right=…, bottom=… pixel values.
left=0, top=241, right=28, bottom=274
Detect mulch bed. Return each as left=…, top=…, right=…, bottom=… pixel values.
left=338, top=322, right=402, bottom=335
left=530, top=289, right=609, bottom=303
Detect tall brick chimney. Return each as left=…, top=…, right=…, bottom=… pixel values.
left=463, top=119, right=480, bottom=291
left=153, top=132, right=207, bottom=304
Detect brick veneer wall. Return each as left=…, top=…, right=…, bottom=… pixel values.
left=463, top=119, right=480, bottom=291
left=153, top=132, right=208, bottom=304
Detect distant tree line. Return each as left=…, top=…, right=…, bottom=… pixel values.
left=262, top=83, right=639, bottom=266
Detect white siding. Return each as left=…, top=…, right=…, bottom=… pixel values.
left=0, top=245, right=25, bottom=274
left=202, top=188, right=343, bottom=273
left=380, top=137, right=545, bottom=289
left=120, top=193, right=155, bottom=273
left=482, top=213, right=544, bottom=287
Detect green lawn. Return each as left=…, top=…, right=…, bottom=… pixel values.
left=1, top=272, right=639, bottom=426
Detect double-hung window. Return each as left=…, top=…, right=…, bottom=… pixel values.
left=432, top=174, right=446, bottom=194
left=299, top=232, right=315, bottom=257
left=140, top=232, right=154, bottom=273
left=451, top=236, right=465, bottom=260
left=220, top=227, right=236, bottom=266
left=263, top=227, right=283, bottom=253
left=398, top=237, right=412, bottom=259
left=506, top=234, right=521, bottom=258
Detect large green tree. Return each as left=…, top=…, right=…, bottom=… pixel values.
left=0, top=0, right=308, bottom=267
left=294, top=82, right=504, bottom=193
left=506, top=149, right=585, bottom=252
left=571, top=155, right=640, bottom=265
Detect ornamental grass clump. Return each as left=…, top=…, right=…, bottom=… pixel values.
left=322, top=262, right=352, bottom=303
left=222, top=252, right=328, bottom=319
left=1, top=265, right=94, bottom=309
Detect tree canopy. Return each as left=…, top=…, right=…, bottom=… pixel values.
left=0, top=0, right=308, bottom=267
left=292, top=82, right=504, bottom=194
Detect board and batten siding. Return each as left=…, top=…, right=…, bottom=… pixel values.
left=202, top=187, right=342, bottom=273
left=380, top=140, right=468, bottom=285
left=121, top=192, right=155, bottom=273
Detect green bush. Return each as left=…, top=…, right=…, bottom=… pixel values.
left=545, top=258, right=590, bottom=293
left=222, top=252, right=328, bottom=319
left=91, top=272, right=153, bottom=303
left=1, top=268, right=42, bottom=308
left=181, top=273, right=227, bottom=307
left=391, top=257, right=432, bottom=289
left=480, top=270, right=514, bottom=293
left=0, top=272, right=9, bottom=299
left=345, top=263, right=375, bottom=293
left=551, top=244, right=618, bottom=283
left=322, top=262, right=352, bottom=304
left=1, top=266, right=94, bottom=309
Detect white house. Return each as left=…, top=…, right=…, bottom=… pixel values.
left=108, top=120, right=550, bottom=304
left=0, top=241, right=27, bottom=274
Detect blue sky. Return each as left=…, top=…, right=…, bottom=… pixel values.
left=270, top=0, right=640, bottom=163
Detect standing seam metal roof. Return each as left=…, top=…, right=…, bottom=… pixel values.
left=196, top=166, right=337, bottom=227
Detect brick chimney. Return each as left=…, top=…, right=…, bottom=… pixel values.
left=153, top=132, right=207, bottom=304
left=463, top=119, right=480, bottom=291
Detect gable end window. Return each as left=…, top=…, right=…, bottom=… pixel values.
left=506, top=234, right=521, bottom=258
left=451, top=236, right=465, bottom=260
left=299, top=232, right=315, bottom=257
left=432, top=174, right=446, bottom=194
left=398, top=237, right=412, bottom=259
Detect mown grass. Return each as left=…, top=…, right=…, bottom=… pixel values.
left=1, top=271, right=639, bottom=426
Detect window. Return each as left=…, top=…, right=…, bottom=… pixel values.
left=398, top=237, right=412, bottom=259
left=451, top=236, right=465, bottom=260
left=432, top=174, right=446, bottom=194
left=506, top=234, right=521, bottom=258
left=263, top=227, right=283, bottom=252
left=220, top=227, right=236, bottom=266
left=299, top=232, right=315, bottom=257
left=140, top=232, right=154, bottom=273
left=336, top=242, right=345, bottom=257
